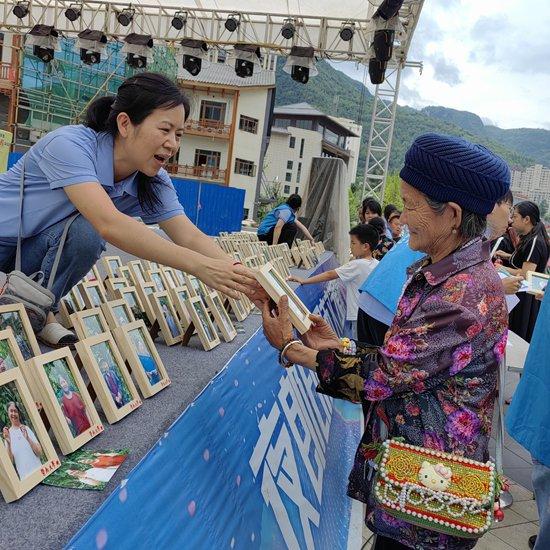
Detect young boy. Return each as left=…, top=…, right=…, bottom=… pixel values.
left=287, top=224, right=379, bottom=339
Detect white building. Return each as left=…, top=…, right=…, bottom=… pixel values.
left=263, top=103, right=361, bottom=200
left=511, top=164, right=550, bottom=204
left=174, top=61, right=276, bottom=219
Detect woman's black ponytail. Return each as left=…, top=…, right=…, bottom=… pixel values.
left=514, top=201, right=550, bottom=263
left=83, top=73, right=190, bottom=214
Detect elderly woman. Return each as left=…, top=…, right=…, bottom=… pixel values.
left=259, top=134, right=510, bottom=550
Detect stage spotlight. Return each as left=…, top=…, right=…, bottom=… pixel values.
left=77, top=29, right=107, bottom=65
left=64, top=3, right=81, bottom=22
left=117, top=7, right=135, bottom=27
left=224, top=14, right=240, bottom=33
left=283, top=45, right=318, bottom=84
left=281, top=19, right=295, bottom=40
left=339, top=24, right=354, bottom=42
left=123, top=33, right=153, bottom=69
left=180, top=38, right=208, bottom=76
left=233, top=44, right=260, bottom=78
left=12, top=1, right=29, bottom=19
left=171, top=11, right=187, bottom=30
left=27, top=24, right=59, bottom=64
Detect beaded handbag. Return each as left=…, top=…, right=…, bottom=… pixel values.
left=373, top=439, right=498, bottom=539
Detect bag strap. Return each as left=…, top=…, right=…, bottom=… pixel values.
left=15, top=154, right=80, bottom=290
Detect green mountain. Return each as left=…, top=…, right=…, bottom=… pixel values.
left=422, top=106, right=550, bottom=167
left=274, top=60, right=535, bottom=182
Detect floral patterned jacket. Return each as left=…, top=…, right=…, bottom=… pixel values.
left=316, top=238, right=508, bottom=550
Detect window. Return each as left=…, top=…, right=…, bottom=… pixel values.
left=299, top=138, right=305, bottom=159
left=284, top=185, right=291, bottom=194
left=297, top=162, right=302, bottom=183
left=289, top=136, right=296, bottom=149
left=194, top=149, right=221, bottom=168
left=295, top=119, right=313, bottom=130
left=239, top=115, right=259, bottom=134
left=200, top=100, right=226, bottom=123
left=287, top=160, right=293, bottom=170
left=295, top=187, right=299, bottom=194
left=285, top=172, right=292, bottom=182
left=275, top=118, right=291, bottom=128
left=234, top=158, right=256, bottom=177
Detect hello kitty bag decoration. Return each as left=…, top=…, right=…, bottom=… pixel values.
left=373, top=439, right=499, bottom=539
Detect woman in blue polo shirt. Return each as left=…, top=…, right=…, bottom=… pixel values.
left=0, top=72, right=257, bottom=347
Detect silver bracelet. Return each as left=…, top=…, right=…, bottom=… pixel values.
left=279, top=339, right=302, bottom=369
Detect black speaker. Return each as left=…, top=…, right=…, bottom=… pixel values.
left=369, top=58, right=387, bottom=84
left=373, top=29, right=395, bottom=62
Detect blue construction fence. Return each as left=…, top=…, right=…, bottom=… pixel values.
left=8, top=152, right=245, bottom=236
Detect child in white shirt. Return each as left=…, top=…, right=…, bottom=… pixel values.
left=288, top=224, right=379, bottom=339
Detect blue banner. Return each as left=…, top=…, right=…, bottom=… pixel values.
left=68, top=254, right=362, bottom=550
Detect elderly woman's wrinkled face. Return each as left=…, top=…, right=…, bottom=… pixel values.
left=400, top=180, right=456, bottom=254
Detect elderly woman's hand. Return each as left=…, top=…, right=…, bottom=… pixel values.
left=300, top=314, right=341, bottom=351
left=261, top=296, right=294, bottom=350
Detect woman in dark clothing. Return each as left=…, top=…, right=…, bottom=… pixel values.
left=369, top=216, right=395, bottom=260
left=497, top=201, right=549, bottom=342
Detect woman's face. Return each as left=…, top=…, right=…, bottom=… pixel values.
left=121, top=105, right=186, bottom=177
left=388, top=215, right=402, bottom=238
left=8, top=403, right=20, bottom=424
left=487, top=201, right=512, bottom=240
left=400, top=180, right=457, bottom=254
left=511, top=209, right=531, bottom=235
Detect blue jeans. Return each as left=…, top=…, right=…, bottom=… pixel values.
left=0, top=215, right=105, bottom=311
left=343, top=319, right=357, bottom=340
left=533, top=458, right=550, bottom=550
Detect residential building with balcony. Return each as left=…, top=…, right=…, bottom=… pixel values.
left=262, top=103, right=361, bottom=199
left=511, top=164, right=550, bottom=205
left=172, top=60, right=276, bottom=219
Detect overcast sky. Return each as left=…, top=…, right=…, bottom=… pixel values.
left=330, top=0, right=550, bottom=130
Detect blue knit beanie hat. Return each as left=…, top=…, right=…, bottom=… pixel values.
left=399, top=133, right=511, bottom=215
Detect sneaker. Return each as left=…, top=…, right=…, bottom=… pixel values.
left=529, top=535, right=537, bottom=549
left=36, top=322, right=78, bottom=348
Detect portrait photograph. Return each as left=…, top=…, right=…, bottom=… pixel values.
left=100, top=299, right=135, bottom=331
left=169, top=286, right=192, bottom=330
left=29, top=349, right=103, bottom=455
left=0, top=304, right=41, bottom=362
left=135, top=281, right=157, bottom=325
left=104, top=277, right=128, bottom=301
left=185, top=297, right=220, bottom=351
left=160, top=268, right=178, bottom=290
left=75, top=334, right=141, bottom=424
left=0, top=368, right=59, bottom=502
left=70, top=308, right=109, bottom=341
left=148, top=270, right=166, bottom=293
left=115, top=287, right=150, bottom=328
left=127, top=260, right=146, bottom=285
left=78, top=281, right=107, bottom=309
left=0, top=329, right=23, bottom=373
left=113, top=320, right=170, bottom=398
left=150, top=292, right=183, bottom=346
left=205, top=293, right=237, bottom=343
left=101, top=256, right=123, bottom=280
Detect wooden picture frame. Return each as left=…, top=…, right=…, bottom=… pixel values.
left=0, top=328, right=27, bottom=375
left=168, top=286, right=192, bottom=329
left=173, top=269, right=186, bottom=287
left=78, top=281, right=107, bottom=309
left=160, top=267, right=179, bottom=290
left=101, top=256, right=123, bottom=280
left=75, top=334, right=141, bottom=424
left=291, top=245, right=303, bottom=266
left=134, top=281, right=157, bottom=324
left=27, top=349, right=104, bottom=455
left=184, top=274, right=209, bottom=302
left=0, top=304, right=41, bottom=362
left=185, top=296, right=220, bottom=351
left=148, top=269, right=167, bottom=293
left=204, top=292, right=237, bottom=342
left=83, top=265, right=102, bottom=285
left=117, top=265, right=136, bottom=287
left=112, top=320, right=171, bottom=398
left=526, top=270, right=549, bottom=296
left=58, top=288, right=83, bottom=329
left=254, top=262, right=312, bottom=334
left=150, top=292, right=184, bottom=345
left=226, top=296, right=248, bottom=322
left=100, top=299, right=136, bottom=331
left=104, top=277, right=129, bottom=301
left=127, top=260, right=147, bottom=286
left=115, top=286, right=150, bottom=328
left=0, top=368, right=60, bottom=502
left=70, top=308, right=110, bottom=341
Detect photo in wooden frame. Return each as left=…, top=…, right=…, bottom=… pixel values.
left=116, top=265, right=136, bottom=287
left=27, top=349, right=104, bottom=455
left=184, top=296, right=220, bottom=351
left=0, top=328, right=25, bottom=374
left=160, top=267, right=179, bottom=290
left=134, top=281, right=157, bottom=324
left=78, top=281, right=107, bottom=309
left=112, top=320, right=171, bottom=398
left=127, top=260, right=147, bottom=286
left=173, top=269, right=186, bottom=287
left=70, top=308, right=110, bottom=341
left=59, top=287, right=83, bottom=329
left=100, top=256, right=123, bottom=280
left=83, top=265, right=102, bottom=285
left=100, top=299, right=136, bottom=331
left=204, top=292, right=237, bottom=342
left=226, top=296, right=248, bottom=322
left=115, top=286, right=150, bottom=328
left=104, top=277, right=129, bottom=301
left=526, top=270, right=549, bottom=295
left=0, top=368, right=60, bottom=502
left=148, top=269, right=167, bottom=293
left=150, top=292, right=184, bottom=345
left=75, top=334, right=141, bottom=424
left=0, top=304, right=41, bottom=362
left=184, top=274, right=209, bottom=303
left=168, top=286, right=192, bottom=330
left=254, top=262, right=312, bottom=334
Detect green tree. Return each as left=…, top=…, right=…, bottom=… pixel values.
left=383, top=174, right=403, bottom=210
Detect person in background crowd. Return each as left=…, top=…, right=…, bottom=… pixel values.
left=256, top=133, right=511, bottom=550
left=369, top=216, right=395, bottom=260
left=359, top=197, right=383, bottom=223
left=506, top=289, right=550, bottom=550
left=495, top=201, right=550, bottom=342
left=387, top=209, right=402, bottom=242
left=384, top=204, right=400, bottom=240
left=288, top=224, right=379, bottom=339
left=257, top=194, right=314, bottom=247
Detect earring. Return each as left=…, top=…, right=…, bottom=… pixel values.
left=452, top=228, right=458, bottom=234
